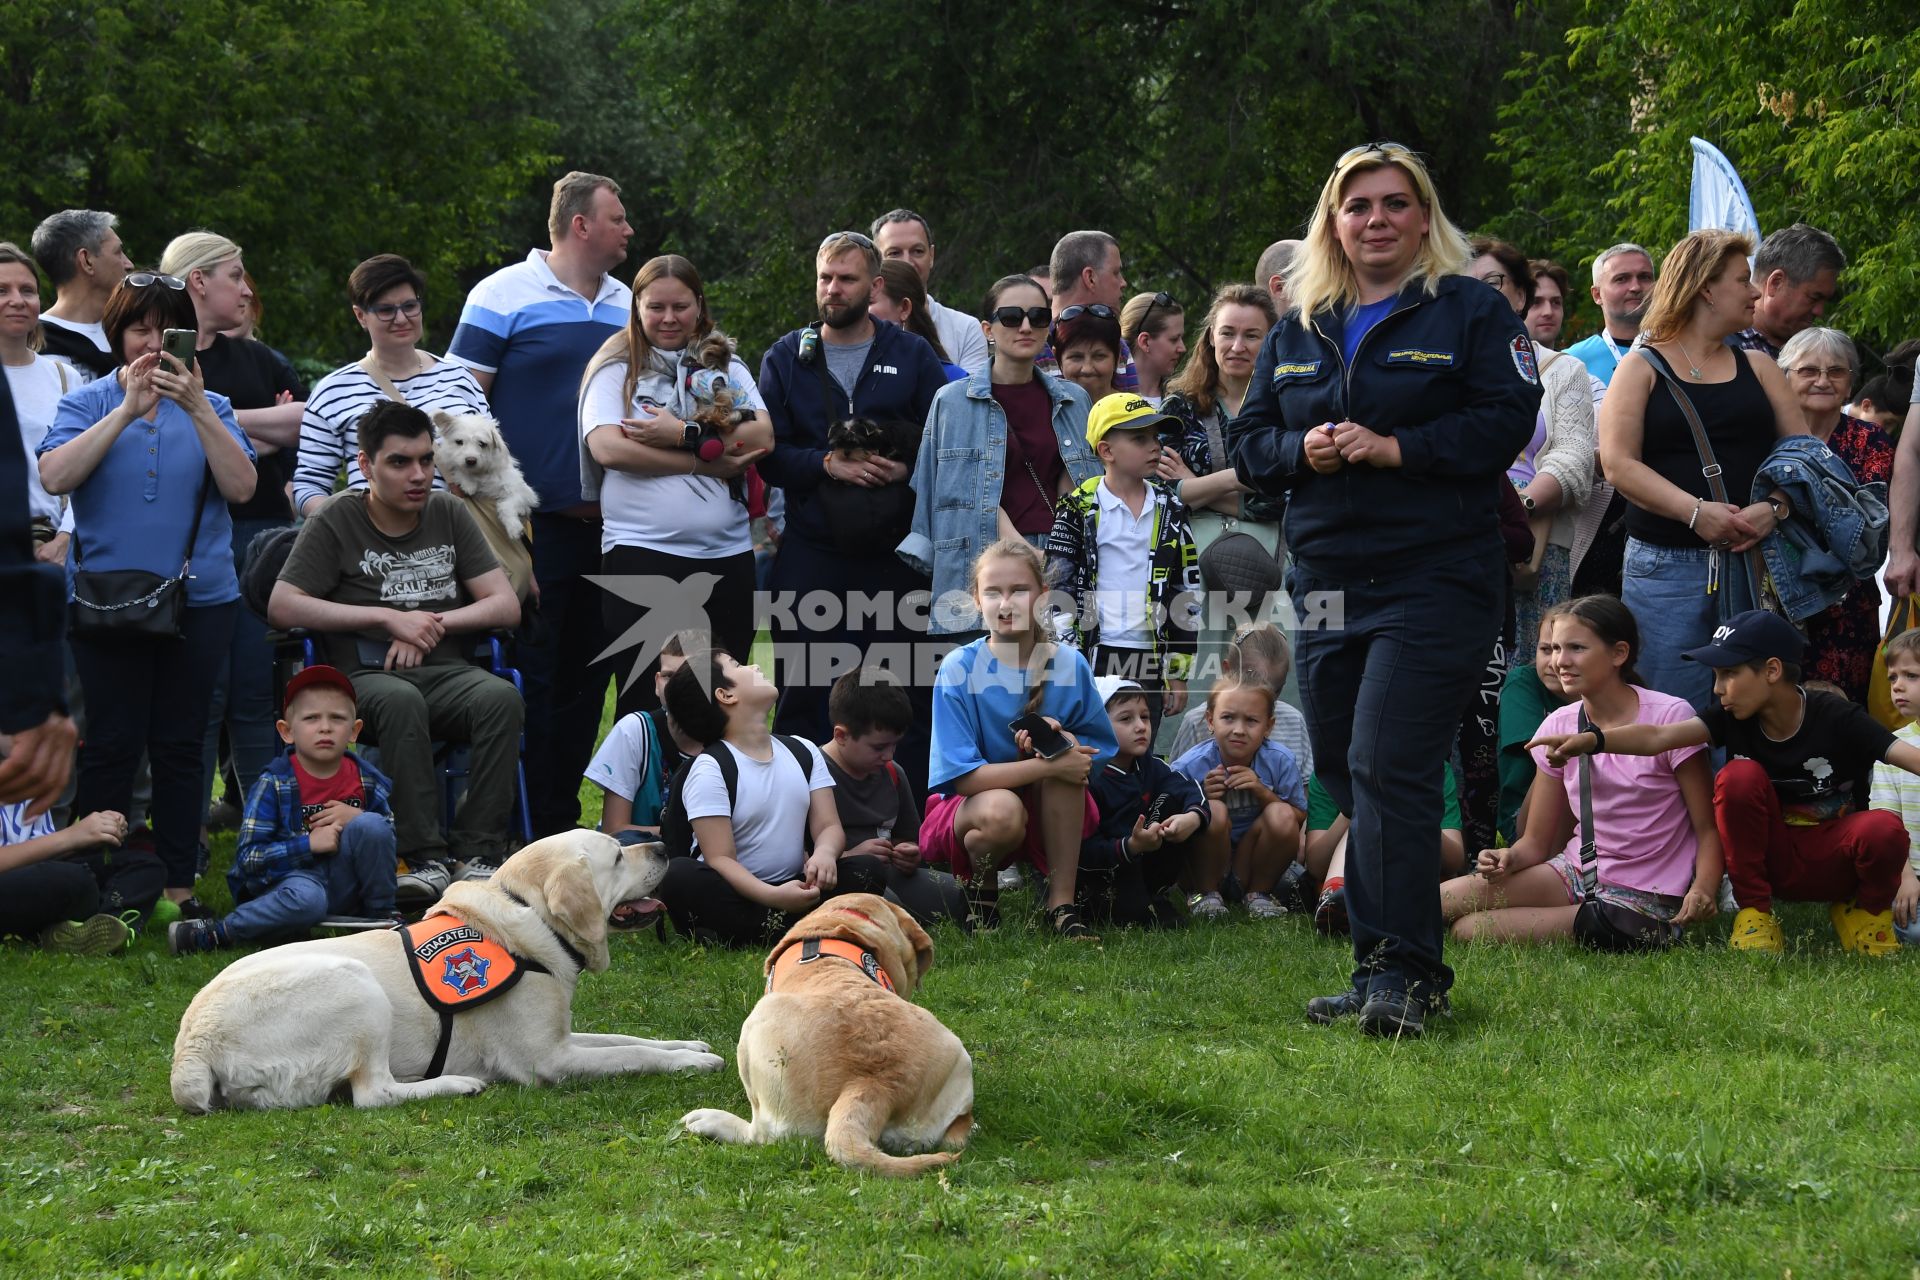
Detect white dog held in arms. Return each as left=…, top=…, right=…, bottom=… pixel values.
left=171, top=832, right=720, bottom=1111
left=681, top=894, right=974, bottom=1176
left=431, top=410, right=538, bottom=535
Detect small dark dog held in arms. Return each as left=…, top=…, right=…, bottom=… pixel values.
left=825, top=416, right=919, bottom=465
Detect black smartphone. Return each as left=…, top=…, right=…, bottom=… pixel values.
left=1008, top=713, right=1072, bottom=759
left=161, top=328, right=197, bottom=369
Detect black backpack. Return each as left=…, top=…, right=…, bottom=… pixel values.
left=241, top=524, right=302, bottom=625
left=656, top=734, right=815, bottom=860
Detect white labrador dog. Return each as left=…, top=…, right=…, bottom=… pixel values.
left=431, top=410, right=538, bottom=534
left=172, top=832, right=721, bottom=1112
left=681, top=894, right=973, bottom=1176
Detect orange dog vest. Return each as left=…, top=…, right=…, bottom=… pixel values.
left=401, top=914, right=555, bottom=1078
left=764, top=936, right=896, bottom=994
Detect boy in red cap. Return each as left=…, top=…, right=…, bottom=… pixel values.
left=1531, top=609, right=1913, bottom=955
left=170, top=666, right=399, bottom=954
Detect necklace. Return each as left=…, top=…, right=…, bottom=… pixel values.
left=1673, top=339, right=1707, bottom=380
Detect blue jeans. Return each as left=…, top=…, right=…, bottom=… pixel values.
left=223, top=812, right=397, bottom=940
left=202, top=516, right=289, bottom=819
left=1292, top=547, right=1504, bottom=1003
left=1620, top=538, right=1717, bottom=712
left=1896, top=915, right=1920, bottom=948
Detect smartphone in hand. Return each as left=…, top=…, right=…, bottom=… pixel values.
left=162, top=328, right=198, bottom=370
left=1008, top=713, right=1072, bottom=759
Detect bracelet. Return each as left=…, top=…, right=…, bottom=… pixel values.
left=1686, top=498, right=1703, bottom=531
left=1588, top=726, right=1607, bottom=754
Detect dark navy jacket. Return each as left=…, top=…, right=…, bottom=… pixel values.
left=756, top=319, right=946, bottom=552
left=1227, top=275, right=1542, bottom=580
left=1081, top=753, right=1211, bottom=872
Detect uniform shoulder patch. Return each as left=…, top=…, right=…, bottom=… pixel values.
left=1510, top=335, right=1540, bottom=386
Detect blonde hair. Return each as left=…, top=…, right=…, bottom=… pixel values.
left=1639, top=230, right=1754, bottom=345
left=581, top=255, right=711, bottom=414
left=1206, top=675, right=1277, bottom=716
left=1163, top=283, right=1276, bottom=418
left=969, top=538, right=1054, bottom=717
left=1225, top=621, right=1291, bottom=689
left=159, top=231, right=242, bottom=282
left=548, top=171, right=620, bottom=243
left=1884, top=627, right=1920, bottom=667
left=1288, top=145, right=1471, bottom=321
left=0, top=242, right=45, bottom=352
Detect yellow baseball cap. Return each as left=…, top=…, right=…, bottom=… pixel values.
left=1086, top=392, right=1176, bottom=450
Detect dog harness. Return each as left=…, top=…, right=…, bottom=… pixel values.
left=764, top=936, right=896, bottom=995
left=401, top=892, right=586, bottom=1079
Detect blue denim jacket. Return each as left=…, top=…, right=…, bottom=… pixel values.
left=1752, top=435, right=1890, bottom=622
left=898, top=368, right=1099, bottom=632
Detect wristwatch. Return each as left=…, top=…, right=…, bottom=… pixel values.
left=1766, top=495, right=1788, bottom=522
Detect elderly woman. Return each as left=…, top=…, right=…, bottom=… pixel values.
left=38, top=272, right=257, bottom=915
left=1778, top=327, right=1895, bottom=703
left=1230, top=143, right=1540, bottom=1037
left=1597, top=229, right=1804, bottom=710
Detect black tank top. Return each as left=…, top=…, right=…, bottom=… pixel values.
left=1624, top=350, right=1774, bottom=548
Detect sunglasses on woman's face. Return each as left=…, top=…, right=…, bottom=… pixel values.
left=992, top=306, right=1051, bottom=330
left=124, top=272, right=186, bottom=290
left=1056, top=303, right=1117, bottom=323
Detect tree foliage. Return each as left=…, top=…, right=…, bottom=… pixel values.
left=1493, top=0, right=1920, bottom=353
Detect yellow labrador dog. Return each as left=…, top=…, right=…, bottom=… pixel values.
left=681, top=894, right=973, bottom=1176
left=171, top=832, right=722, bottom=1112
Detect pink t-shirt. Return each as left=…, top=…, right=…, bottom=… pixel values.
left=1533, top=686, right=1704, bottom=897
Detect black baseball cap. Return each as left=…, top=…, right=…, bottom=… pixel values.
left=1680, top=610, right=1806, bottom=668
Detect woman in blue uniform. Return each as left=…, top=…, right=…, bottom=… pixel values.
left=1229, top=143, right=1541, bottom=1037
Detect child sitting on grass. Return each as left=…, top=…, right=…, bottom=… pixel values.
left=1079, top=675, right=1219, bottom=928
left=820, top=669, right=969, bottom=929
left=1170, top=676, right=1306, bottom=919
left=1305, top=763, right=1464, bottom=938
left=1168, top=621, right=1313, bottom=778
left=171, top=666, right=399, bottom=954
left=0, top=781, right=144, bottom=954
left=922, top=538, right=1117, bottom=940
left=586, top=630, right=700, bottom=842
left=1448, top=597, right=1720, bottom=949
left=657, top=649, right=887, bottom=947
left=1870, top=628, right=1920, bottom=946
left=1498, top=601, right=1572, bottom=843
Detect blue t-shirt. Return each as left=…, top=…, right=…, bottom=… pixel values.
left=448, top=250, right=631, bottom=511
left=1170, top=738, right=1307, bottom=840
left=1341, top=298, right=1398, bottom=366
left=927, top=637, right=1119, bottom=792
left=41, top=374, right=252, bottom=606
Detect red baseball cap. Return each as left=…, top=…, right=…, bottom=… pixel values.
left=283, top=664, right=358, bottom=714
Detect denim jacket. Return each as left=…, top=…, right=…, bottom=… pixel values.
left=1752, top=435, right=1891, bottom=623
left=898, top=368, right=1100, bottom=633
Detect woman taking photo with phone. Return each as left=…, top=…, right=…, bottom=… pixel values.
left=37, top=271, right=257, bottom=918
left=1230, top=142, right=1540, bottom=1038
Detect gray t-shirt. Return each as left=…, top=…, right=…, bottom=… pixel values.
left=823, top=754, right=921, bottom=845
left=823, top=338, right=873, bottom=402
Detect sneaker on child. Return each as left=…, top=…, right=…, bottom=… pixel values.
left=39, top=914, right=133, bottom=955
left=1189, top=891, right=1228, bottom=920
left=1245, top=892, right=1287, bottom=919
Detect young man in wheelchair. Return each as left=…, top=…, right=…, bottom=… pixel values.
left=269, top=402, right=523, bottom=905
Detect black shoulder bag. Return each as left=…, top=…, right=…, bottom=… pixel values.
left=69, top=467, right=212, bottom=640
left=1569, top=708, right=1680, bottom=953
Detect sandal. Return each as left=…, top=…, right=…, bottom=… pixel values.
left=1046, top=903, right=1100, bottom=942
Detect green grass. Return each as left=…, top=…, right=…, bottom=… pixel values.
left=6, top=875, right=1920, bottom=1278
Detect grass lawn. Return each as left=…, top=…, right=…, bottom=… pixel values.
left=4, top=863, right=1918, bottom=1278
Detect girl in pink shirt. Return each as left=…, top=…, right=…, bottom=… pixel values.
left=1441, top=595, right=1722, bottom=944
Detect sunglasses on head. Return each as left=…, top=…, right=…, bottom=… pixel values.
left=1056, top=303, right=1117, bottom=324
left=124, top=272, right=186, bottom=291
left=818, top=230, right=876, bottom=252
left=1139, top=291, right=1178, bottom=332
left=991, top=305, right=1051, bottom=330
left=1336, top=140, right=1415, bottom=167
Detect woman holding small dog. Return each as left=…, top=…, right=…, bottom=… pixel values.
left=580, top=254, right=771, bottom=715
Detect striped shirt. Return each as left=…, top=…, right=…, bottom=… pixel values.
left=1871, top=723, right=1920, bottom=872
left=1, top=801, right=53, bottom=848
left=291, top=358, right=488, bottom=513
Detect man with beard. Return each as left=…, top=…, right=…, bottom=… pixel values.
left=1566, top=242, right=1657, bottom=388
left=1729, top=223, right=1845, bottom=361
left=756, top=232, right=946, bottom=788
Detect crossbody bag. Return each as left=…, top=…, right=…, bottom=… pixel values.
left=1569, top=708, right=1680, bottom=953
left=70, top=465, right=212, bottom=640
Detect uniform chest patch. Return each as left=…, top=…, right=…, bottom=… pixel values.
left=1511, top=335, right=1540, bottom=385
left=1270, top=360, right=1322, bottom=383
left=403, top=915, right=527, bottom=1012
left=1384, top=348, right=1456, bottom=367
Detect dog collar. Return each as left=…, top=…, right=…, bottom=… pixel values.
left=764, top=936, right=896, bottom=995
left=498, top=886, right=589, bottom=974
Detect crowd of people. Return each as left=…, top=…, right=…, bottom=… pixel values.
left=4, top=146, right=1919, bottom=1041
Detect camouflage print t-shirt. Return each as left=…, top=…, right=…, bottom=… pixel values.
left=278, top=490, right=499, bottom=672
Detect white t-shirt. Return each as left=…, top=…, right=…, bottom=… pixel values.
left=927, top=295, right=989, bottom=374
left=578, top=353, right=763, bottom=557
left=39, top=315, right=109, bottom=379
left=5, top=356, right=75, bottom=525
left=681, top=737, right=832, bottom=885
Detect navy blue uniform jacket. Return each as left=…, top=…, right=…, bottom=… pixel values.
left=756, top=319, right=946, bottom=551
left=1082, top=754, right=1211, bottom=871
left=1227, top=275, right=1542, bottom=580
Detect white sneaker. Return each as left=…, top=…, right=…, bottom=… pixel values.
left=1246, top=892, right=1288, bottom=919
left=997, top=865, right=1025, bottom=892
left=395, top=860, right=451, bottom=910
left=1189, top=891, right=1228, bottom=920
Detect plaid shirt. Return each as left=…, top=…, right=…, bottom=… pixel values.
left=1729, top=328, right=1782, bottom=360
left=1044, top=475, right=1202, bottom=680
left=230, top=749, right=394, bottom=899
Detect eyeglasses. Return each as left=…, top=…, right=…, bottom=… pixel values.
left=124, top=272, right=185, bottom=291
left=1056, top=303, right=1117, bottom=323
left=1475, top=272, right=1508, bottom=293
left=365, top=298, right=423, bottom=322
left=1788, top=365, right=1851, bottom=383
left=818, top=230, right=876, bottom=252
left=1138, top=291, right=1178, bottom=333
left=991, top=306, right=1051, bottom=330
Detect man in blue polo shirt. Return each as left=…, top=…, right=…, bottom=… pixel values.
left=449, top=170, right=632, bottom=835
